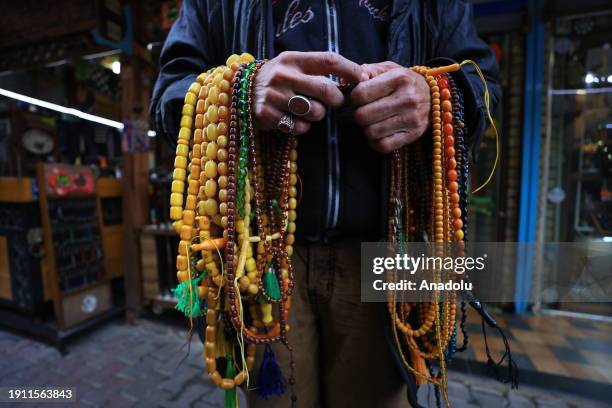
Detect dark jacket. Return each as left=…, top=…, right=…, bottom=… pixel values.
left=151, top=3, right=499, bottom=404
left=151, top=0, right=500, bottom=242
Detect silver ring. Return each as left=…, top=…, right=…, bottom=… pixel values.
left=288, top=95, right=311, bottom=117
left=277, top=113, right=295, bottom=134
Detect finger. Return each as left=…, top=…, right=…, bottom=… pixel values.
left=252, top=85, right=320, bottom=133
left=283, top=51, right=366, bottom=83
left=354, top=93, right=405, bottom=127
left=296, top=98, right=326, bottom=122
left=260, top=107, right=310, bottom=135
left=378, top=61, right=403, bottom=72
left=363, top=113, right=423, bottom=142
left=368, top=133, right=409, bottom=154
left=351, top=68, right=404, bottom=106
left=254, top=103, right=279, bottom=130
left=362, top=61, right=402, bottom=79
left=282, top=114, right=310, bottom=135
left=266, top=90, right=326, bottom=122
left=291, top=74, right=345, bottom=108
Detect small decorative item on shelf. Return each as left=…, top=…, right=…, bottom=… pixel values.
left=45, top=164, right=95, bottom=197
left=121, top=118, right=150, bottom=153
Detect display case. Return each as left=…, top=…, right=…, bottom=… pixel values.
left=542, top=11, right=612, bottom=243
left=538, top=10, right=612, bottom=315
left=0, top=166, right=125, bottom=348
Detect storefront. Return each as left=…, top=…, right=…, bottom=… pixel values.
left=471, top=0, right=611, bottom=317
left=0, top=1, right=610, bottom=349
left=535, top=8, right=612, bottom=316
left=0, top=0, right=167, bottom=346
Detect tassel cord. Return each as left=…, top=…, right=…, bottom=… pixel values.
left=481, top=314, right=519, bottom=389
left=455, top=301, right=469, bottom=352
left=458, top=60, right=500, bottom=194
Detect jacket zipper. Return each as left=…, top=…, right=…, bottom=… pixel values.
left=324, top=0, right=341, bottom=231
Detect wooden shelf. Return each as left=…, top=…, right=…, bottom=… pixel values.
left=36, top=164, right=116, bottom=329
left=96, top=177, right=123, bottom=198
left=0, top=177, right=36, bottom=203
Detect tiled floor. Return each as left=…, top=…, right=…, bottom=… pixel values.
left=0, top=317, right=607, bottom=408
left=451, top=309, right=612, bottom=401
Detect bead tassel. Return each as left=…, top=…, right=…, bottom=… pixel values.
left=255, top=344, right=287, bottom=399
left=172, top=277, right=202, bottom=318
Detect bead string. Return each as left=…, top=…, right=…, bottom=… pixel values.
left=171, top=58, right=489, bottom=407
left=170, top=53, right=298, bottom=402
left=386, top=64, right=479, bottom=408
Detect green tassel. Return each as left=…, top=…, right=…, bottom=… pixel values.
left=263, top=264, right=281, bottom=302
left=171, top=276, right=202, bottom=318
left=270, top=199, right=282, bottom=216
left=225, top=353, right=237, bottom=408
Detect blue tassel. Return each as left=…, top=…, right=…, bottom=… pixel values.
left=255, top=345, right=286, bottom=399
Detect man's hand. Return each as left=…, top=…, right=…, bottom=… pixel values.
left=253, top=51, right=366, bottom=135
left=351, top=62, right=430, bottom=153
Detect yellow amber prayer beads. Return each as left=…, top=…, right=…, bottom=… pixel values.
left=170, top=53, right=299, bottom=403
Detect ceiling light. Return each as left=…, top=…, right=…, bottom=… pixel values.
left=0, top=88, right=124, bottom=129
left=112, top=61, right=121, bottom=75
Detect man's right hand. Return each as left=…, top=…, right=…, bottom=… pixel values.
left=252, top=51, right=366, bottom=135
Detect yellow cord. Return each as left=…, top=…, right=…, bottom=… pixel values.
left=185, top=245, right=195, bottom=333
left=193, top=235, right=225, bottom=301
left=233, top=213, right=253, bottom=388
left=459, top=60, right=500, bottom=194
left=195, top=232, right=249, bottom=388
left=186, top=234, right=225, bottom=331
left=234, top=275, right=249, bottom=386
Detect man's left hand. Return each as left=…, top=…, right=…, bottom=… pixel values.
left=351, top=62, right=431, bottom=153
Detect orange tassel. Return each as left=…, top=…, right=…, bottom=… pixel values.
left=427, top=63, right=461, bottom=77
left=191, top=237, right=228, bottom=251
left=410, top=350, right=429, bottom=385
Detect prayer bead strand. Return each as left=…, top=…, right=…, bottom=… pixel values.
left=387, top=65, right=469, bottom=408
left=170, top=53, right=298, bottom=402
